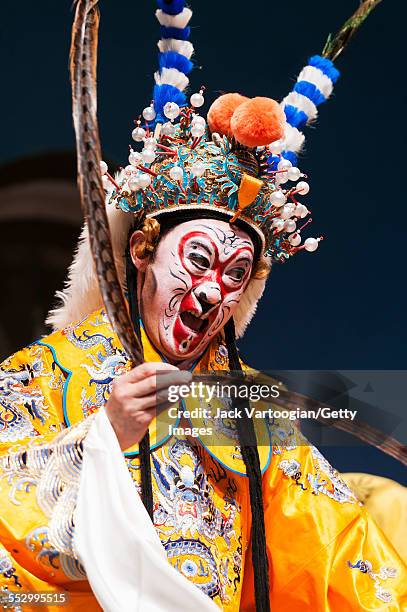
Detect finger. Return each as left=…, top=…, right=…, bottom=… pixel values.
left=132, top=370, right=192, bottom=398
left=125, top=361, right=180, bottom=384
left=140, top=398, right=178, bottom=417
left=111, top=363, right=177, bottom=392
left=156, top=400, right=178, bottom=416
left=138, top=389, right=179, bottom=410
left=152, top=401, right=181, bottom=423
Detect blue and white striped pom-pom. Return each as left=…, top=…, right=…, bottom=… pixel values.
left=282, top=56, right=340, bottom=130
left=153, top=0, right=194, bottom=122
left=279, top=55, right=340, bottom=161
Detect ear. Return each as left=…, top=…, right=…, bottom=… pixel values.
left=129, top=230, right=151, bottom=272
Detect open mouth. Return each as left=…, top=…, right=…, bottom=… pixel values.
left=179, top=310, right=209, bottom=334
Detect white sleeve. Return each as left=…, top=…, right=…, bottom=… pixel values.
left=73, top=408, right=218, bottom=612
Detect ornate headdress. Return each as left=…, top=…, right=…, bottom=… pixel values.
left=104, top=50, right=340, bottom=261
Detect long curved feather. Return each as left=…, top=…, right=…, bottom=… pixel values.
left=69, top=0, right=153, bottom=517
left=197, top=374, right=407, bottom=466
left=322, top=0, right=383, bottom=61
left=277, top=388, right=407, bottom=466
left=69, top=0, right=143, bottom=366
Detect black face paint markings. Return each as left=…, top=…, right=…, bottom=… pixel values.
left=195, top=224, right=253, bottom=257
left=167, top=292, right=185, bottom=314
left=169, top=269, right=189, bottom=290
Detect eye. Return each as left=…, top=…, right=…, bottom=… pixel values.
left=188, top=251, right=210, bottom=270
left=223, top=257, right=252, bottom=287
left=228, top=267, right=246, bottom=281
left=182, top=238, right=215, bottom=276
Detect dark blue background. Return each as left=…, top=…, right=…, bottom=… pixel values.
left=1, top=1, right=406, bottom=482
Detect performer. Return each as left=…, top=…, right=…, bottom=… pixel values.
left=0, top=1, right=405, bottom=610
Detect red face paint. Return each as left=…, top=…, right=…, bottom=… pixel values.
left=139, top=219, right=254, bottom=362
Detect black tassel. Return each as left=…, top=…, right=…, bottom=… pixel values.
left=125, top=250, right=154, bottom=519
left=224, top=318, right=270, bottom=612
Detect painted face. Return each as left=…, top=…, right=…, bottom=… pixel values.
left=137, top=218, right=254, bottom=362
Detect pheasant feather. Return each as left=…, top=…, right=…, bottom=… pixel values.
left=69, top=0, right=143, bottom=366
left=69, top=0, right=153, bottom=517
left=322, top=0, right=383, bottom=61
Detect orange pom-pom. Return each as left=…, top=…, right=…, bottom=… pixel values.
left=207, top=93, right=249, bottom=137
left=230, top=97, right=286, bottom=147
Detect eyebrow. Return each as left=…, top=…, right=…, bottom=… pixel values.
left=230, top=255, right=252, bottom=265
left=189, top=240, right=212, bottom=256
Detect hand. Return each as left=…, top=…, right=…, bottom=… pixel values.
left=105, top=362, right=191, bottom=450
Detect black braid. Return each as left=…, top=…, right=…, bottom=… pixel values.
left=125, top=248, right=154, bottom=519
left=224, top=317, right=270, bottom=612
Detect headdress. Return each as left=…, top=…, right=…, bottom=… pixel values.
left=105, top=55, right=339, bottom=260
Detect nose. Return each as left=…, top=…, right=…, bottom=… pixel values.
left=193, top=282, right=221, bottom=308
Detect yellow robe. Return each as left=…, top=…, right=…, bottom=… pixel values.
left=0, top=309, right=405, bottom=611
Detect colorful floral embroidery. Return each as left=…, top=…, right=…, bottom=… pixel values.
left=278, top=459, right=300, bottom=477
left=150, top=438, right=242, bottom=604
left=0, top=350, right=50, bottom=442
left=278, top=459, right=307, bottom=490
left=66, top=321, right=129, bottom=418
left=348, top=559, right=398, bottom=603
left=277, top=445, right=359, bottom=503
left=270, top=420, right=300, bottom=454
left=309, top=446, right=359, bottom=504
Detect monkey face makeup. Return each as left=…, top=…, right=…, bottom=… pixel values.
left=132, top=218, right=255, bottom=363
